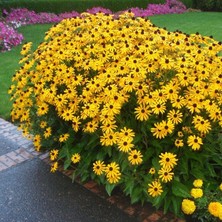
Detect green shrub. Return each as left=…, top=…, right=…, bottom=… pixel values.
left=0, top=0, right=165, bottom=13
left=193, top=0, right=222, bottom=11
left=9, top=12, right=222, bottom=219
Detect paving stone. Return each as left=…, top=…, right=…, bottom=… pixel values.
left=15, top=148, right=33, bottom=160
left=6, top=150, right=25, bottom=164
left=0, top=162, right=8, bottom=171
left=0, top=155, right=16, bottom=167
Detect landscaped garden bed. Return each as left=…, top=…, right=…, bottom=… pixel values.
left=1, top=0, right=222, bottom=221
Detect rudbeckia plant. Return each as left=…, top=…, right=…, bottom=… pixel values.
left=9, top=12, right=222, bottom=218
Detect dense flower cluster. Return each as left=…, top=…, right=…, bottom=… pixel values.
left=0, top=21, right=23, bottom=51
left=9, top=11, right=222, bottom=218
left=130, top=0, right=186, bottom=17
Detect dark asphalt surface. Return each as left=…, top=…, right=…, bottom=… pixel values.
left=0, top=135, right=20, bottom=156
left=0, top=132, right=138, bottom=222
left=0, top=159, right=137, bottom=222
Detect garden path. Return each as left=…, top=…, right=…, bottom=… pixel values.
left=0, top=118, right=185, bottom=222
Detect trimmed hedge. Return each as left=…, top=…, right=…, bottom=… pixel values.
left=0, top=0, right=165, bottom=13
left=193, top=0, right=222, bottom=11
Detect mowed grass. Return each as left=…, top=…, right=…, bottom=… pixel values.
left=150, top=12, right=222, bottom=41
left=1, top=12, right=222, bottom=120
left=0, top=24, right=52, bottom=120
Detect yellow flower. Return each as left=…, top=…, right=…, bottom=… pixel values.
left=175, top=138, right=184, bottom=148
left=59, top=133, right=69, bottom=142
left=50, top=162, right=58, bottom=173
left=167, top=109, right=183, bottom=124
left=50, top=149, right=59, bottom=161
left=117, top=138, right=134, bottom=153
left=105, top=162, right=121, bottom=184
left=44, top=127, right=52, bottom=138
left=39, top=121, right=47, bottom=129
left=219, top=183, right=222, bottom=191
left=190, top=188, right=203, bottom=199
left=148, top=181, right=163, bottom=197
left=20, top=42, right=32, bottom=55
left=193, top=179, right=203, bottom=188
left=159, top=152, right=178, bottom=170
left=135, top=105, right=151, bottom=121
left=93, top=160, right=106, bottom=176
left=181, top=199, right=196, bottom=215
left=208, top=202, right=222, bottom=218
left=149, top=167, right=156, bottom=175
left=187, top=135, right=203, bottom=151
left=158, top=167, right=174, bottom=183
left=128, top=149, right=143, bottom=165
left=71, top=153, right=81, bottom=164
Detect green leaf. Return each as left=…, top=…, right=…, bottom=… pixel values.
left=172, top=180, right=191, bottom=198
left=171, top=196, right=181, bottom=216
left=123, top=178, right=134, bottom=196
left=152, top=188, right=168, bottom=209
left=105, top=183, right=116, bottom=196
left=164, top=197, right=171, bottom=214
left=152, top=157, right=160, bottom=170
left=190, top=168, right=205, bottom=180
left=64, top=158, right=72, bottom=170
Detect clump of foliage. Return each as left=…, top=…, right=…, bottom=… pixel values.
left=9, top=12, right=222, bottom=218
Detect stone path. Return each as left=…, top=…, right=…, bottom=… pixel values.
left=0, top=118, right=185, bottom=222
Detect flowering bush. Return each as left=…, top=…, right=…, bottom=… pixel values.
left=9, top=10, right=222, bottom=218
left=0, top=21, right=23, bottom=52
left=130, top=0, right=186, bottom=17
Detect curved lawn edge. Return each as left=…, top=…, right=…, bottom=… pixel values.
left=150, top=12, right=222, bottom=42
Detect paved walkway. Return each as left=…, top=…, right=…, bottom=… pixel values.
left=0, top=118, right=185, bottom=222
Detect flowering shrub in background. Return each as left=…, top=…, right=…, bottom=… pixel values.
left=9, top=11, right=222, bottom=219
left=0, top=21, right=23, bottom=51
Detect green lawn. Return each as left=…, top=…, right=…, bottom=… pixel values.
left=150, top=12, right=222, bottom=42
left=1, top=12, right=222, bottom=120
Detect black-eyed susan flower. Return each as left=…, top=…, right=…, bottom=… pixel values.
left=159, top=152, right=178, bottom=170
left=93, top=160, right=106, bottom=176
left=20, top=42, right=32, bottom=56
left=59, top=133, right=69, bottom=143
left=128, top=149, right=143, bottom=165
left=100, top=131, right=118, bottom=146
left=175, top=138, right=184, bottom=148
left=50, top=149, right=59, bottom=161
left=158, top=167, right=174, bottom=183
left=44, top=127, right=52, bottom=138
left=117, top=138, right=134, bottom=153
left=167, top=109, right=183, bottom=124
left=71, top=153, right=81, bottom=164
left=105, top=162, right=121, bottom=184
left=151, top=122, right=168, bottom=139
left=50, top=161, right=58, bottom=173
left=135, top=104, right=151, bottom=121
left=187, top=135, right=203, bottom=151
left=148, top=180, right=163, bottom=197
left=149, top=167, right=156, bottom=175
